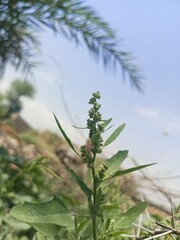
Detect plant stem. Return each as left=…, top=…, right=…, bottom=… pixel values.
left=92, top=165, right=98, bottom=240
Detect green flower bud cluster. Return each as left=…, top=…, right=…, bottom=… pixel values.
left=80, top=145, right=93, bottom=168
left=95, top=163, right=108, bottom=183
left=91, top=133, right=103, bottom=154
left=87, top=91, right=106, bottom=155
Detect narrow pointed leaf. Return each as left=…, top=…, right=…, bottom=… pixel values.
left=105, top=150, right=128, bottom=178
left=102, top=118, right=112, bottom=128
left=115, top=201, right=148, bottom=229
left=108, top=230, right=127, bottom=237
left=53, top=113, right=80, bottom=157
left=102, top=204, right=120, bottom=210
left=76, top=220, right=88, bottom=234
left=109, top=163, right=156, bottom=179
left=42, top=166, right=65, bottom=182
left=10, top=196, right=73, bottom=227
left=104, top=123, right=125, bottom=147
left=69, top=169, right=92, bottom=199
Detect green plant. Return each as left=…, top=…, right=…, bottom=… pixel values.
left=0, top=144, right=53, bottom=239
left=11, top=92, right=154, bottom=239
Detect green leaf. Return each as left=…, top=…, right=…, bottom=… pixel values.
left=104, top=123, right=125, bottom=147
left=104, top=150, right=128, bottom=178
left=102, top=118, right=112, bottom=128
left=36, top=232, right=58, bottom=240
left=3, top=214, right=30, bottom=231
left=109, top=163, right=156, bottom=179
left=32, top=223, right=59, bottom=237
left=69, top=169, right=92, bottom=199
left=76, top=220, right=88, bottom=234
left=10, top=196, right=74, bottom=227
left=42, top=166, right=65, bottom=182
left=102, top=204, right=120, bottom=210
left=53, top=113, right=80, bottom=157
left=108, top=230, right=127, bottom=237
left=115, top=201, right=148, bottom=229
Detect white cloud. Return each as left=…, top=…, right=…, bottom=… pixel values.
left=134, top=106, right=180, bottom=135
left=135, top=106, right=159, bottom=120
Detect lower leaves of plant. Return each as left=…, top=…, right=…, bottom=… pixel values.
left=11, top=196, right=73, bottom=236
left=10, top=91, right=155, bottom=239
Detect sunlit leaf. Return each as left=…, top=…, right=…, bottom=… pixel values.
left=3, top=214, right=30, bottom=231
left=109, top=163, right=156, bottom=179
left=102, top=118, right=112, bottom=128
left=11, top=196, right=73, bottom=227
left=104, top=150, right=128, bottom=179
left=115, top=201, right=148, bottom=229
left=32, top=223, right=59, bottom=237
left=104, top=124, right=126, bottom=147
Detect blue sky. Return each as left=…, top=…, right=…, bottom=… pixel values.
left=1, top=1, right=180, bottom=197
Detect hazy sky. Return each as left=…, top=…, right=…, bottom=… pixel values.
left=1, top=1, right=180, bottom=199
